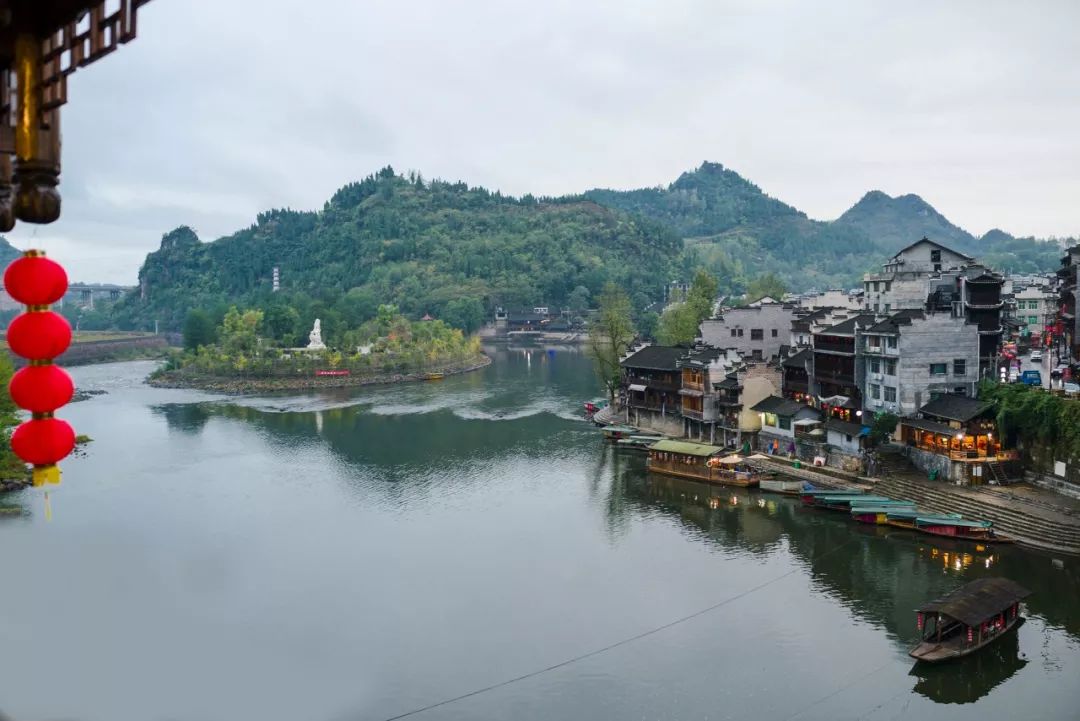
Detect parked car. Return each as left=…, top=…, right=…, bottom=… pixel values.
left=1021, top=370, right=1042, bottom=386
left=1063, top=382, right=1080, bottom=397
left=1031, top=350, right=1043, bottom=362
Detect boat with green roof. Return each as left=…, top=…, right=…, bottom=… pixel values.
left=646, top=440, right=762, bottom=487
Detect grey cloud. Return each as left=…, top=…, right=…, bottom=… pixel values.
left=6, top=0, right=1079, bottom=283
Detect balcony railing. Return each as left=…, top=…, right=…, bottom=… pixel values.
left=814, top=339, right=856, bottom=354
left=814, top=368, right=855, bottom=384
left=625, top=376, right=680, bottom=393
left=681, top=408, right=703, bottom=421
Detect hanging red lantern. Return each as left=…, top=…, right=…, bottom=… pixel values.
left=6, top=310, right=71, bottom=359
left=9, top=364, right=74, bottom=413
left=2, top=251, right=68, bottom=306
left=11, top=417, right=75, bottom=485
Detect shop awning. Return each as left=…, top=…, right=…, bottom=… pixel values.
left=627, top=384, right=647, bottom=392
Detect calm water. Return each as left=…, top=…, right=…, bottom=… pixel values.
left=0, top=347, right=1077, bottom=721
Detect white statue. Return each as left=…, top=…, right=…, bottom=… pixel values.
left=307, top=318, right=326, bottom=350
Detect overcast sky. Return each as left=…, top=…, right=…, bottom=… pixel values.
left=8, top=0, right=1080, bottom=283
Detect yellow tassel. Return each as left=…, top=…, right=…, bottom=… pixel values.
left=31, top=464, right=61, bottom=487
left=44, top=491, right=52, bottom=522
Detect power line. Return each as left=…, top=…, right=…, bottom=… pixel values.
left=377, top=538, right=861, bottom=721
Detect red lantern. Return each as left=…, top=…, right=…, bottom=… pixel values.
left=11, top=417, right=75, bottom=485
left=967, top=626, right=974, bottom=643
left=10, top=364, right=74, bottom=413
left=6, top=310, right=71, bottom=360
left=3, top=252, right=68, bottom=306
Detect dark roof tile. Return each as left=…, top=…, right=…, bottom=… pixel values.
left=920, top=395, right=992, bottom=423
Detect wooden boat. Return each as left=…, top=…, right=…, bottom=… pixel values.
left=885, top=508, right=962, bottom=530
left=616, top=435, right=661, bottom=451
left=811, top=494, right=903, bottom=511
left=423, top=372, right=444, bottom=380
left=914, top=516, right=1014, bottom=544
left=798, top=488, right=866, bottom=504
left=600, top=425, right=639, bottom=441
left=909, top=577, right=1030, bottom=663
left=759, top=477, right=807, bottom=495
left=850, top=504, right=918, bottom=525
left=646, top=441, right=762, bottom=487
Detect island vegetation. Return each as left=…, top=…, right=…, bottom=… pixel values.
left=151, top=303, right=488, bottom=392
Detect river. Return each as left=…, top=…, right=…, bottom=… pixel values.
left=0, top=347, right=1077, bottom=721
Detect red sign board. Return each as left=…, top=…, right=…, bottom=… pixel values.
left=315, top=369, right=350, bottom=377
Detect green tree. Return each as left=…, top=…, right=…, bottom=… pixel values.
left=655, top=269, right=717, bottom=345
left=868, top=412, right=899, bottom=446
left=263, top=304, right=300, bottom=344
left=441, top=297, right=486, bottom=334
left=0, top=353, right=25, bottom=479
left=219, top=306, right=264, bottom=356
left=182, top=309, right=216, bottom=350
left=567, top=285, right=591, bottom=313
left=588, top=283, right=636, bottom=400
left=744, top=272, right=787, bottom=304
left=337, top=287, right=378, bottom=327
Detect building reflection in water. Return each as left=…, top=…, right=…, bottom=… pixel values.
left=607, top=450, right=1077, bottom=706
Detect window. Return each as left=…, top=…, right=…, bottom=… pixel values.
left=751, top=328, right=764, bottom=340
left=885, top=358, right=897, bottom=375
left=845, top=434, right=853, bottom=442
left=778, top=416, right=791, bottom=431
left=751, top=349, right=762, bottom=360
left=866, top=336, right=881, bottom=350
left=884, top=281, right=891, bottom=292
left=953, top=359, right=966, bottom=376
left=873, top=281, right=880, bottom=292
left=884, top=303, right=891, bottom=313
left=737, top=328, right=744, bottom=337
left=931, top=249, right=941, bottom=263
left=953, top=387, right=967, bottom=396
left=870, top=358, right=880, bottom=373
left=870, top=384, right=881, bottom=399
left=884, top=386, right=896, bottom=402
left=930, top=363, right=947, bottom=376
left=1028, top=315, right=1038, bottom=325
left=887, top=337, right=897, bottom=349
left=874, top=302, right=880, bottom=312
left=730, top=329, right=737, bottom=338
left=771, top=328, right=778, bottom=337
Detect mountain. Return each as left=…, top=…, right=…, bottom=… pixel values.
left=0, top=236, right=21, bottom=268
left=834, top=190, right=975, bottom=253
left=586, top=163, right=1067, bottom=290
left=113, top=167, right=680, bottom=332
left=586, top=163, right=889, bottom=291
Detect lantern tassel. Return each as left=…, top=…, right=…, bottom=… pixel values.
left=31, top=464, right=61, bottom=487
left=44, top=490, right=52, bottom=522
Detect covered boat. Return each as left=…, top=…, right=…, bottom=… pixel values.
left=914, top=516, right=1012, bottom=543
left=600, top=425, right=639, bottom=441
left=810, top=494, right=908, bottom=511
left=885, top=508, right=962, bottom=530
left=646, top=441, right=761, bottom=487
left=909, top=578, right=1030, bottom=663
left=798, top=488, right=866, bottom=504
left=850, top=504, right=917, bottom=525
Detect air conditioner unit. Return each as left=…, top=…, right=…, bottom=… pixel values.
left=871, top=373, right=883, bottom=381
left=872, top=400, right=884, bottom=407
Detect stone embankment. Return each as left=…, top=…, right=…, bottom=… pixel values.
left=149, top=354, right=491, bottom=393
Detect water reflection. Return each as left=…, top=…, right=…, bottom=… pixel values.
left=910, top=620, right=1028, bottom=704
left=606, top=447, right=1080, bottom=663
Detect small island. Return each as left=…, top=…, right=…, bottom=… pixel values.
left=149, top=304, right=489, bottom=393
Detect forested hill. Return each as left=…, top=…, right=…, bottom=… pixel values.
left=0, top=236, right=22, bottom=267
left=114, top=168, right=680, bottom=332
left=586, top=162, right=1065, bottom=290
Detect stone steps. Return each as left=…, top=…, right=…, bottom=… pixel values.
left=872, top=475, right=1080, bottom=554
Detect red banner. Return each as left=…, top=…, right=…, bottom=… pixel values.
left=315, top=369, right=350, bottom=376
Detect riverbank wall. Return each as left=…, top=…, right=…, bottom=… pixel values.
left=5, top=333, right=169, bottom=367
left=148, top=353, right=491, bottom=393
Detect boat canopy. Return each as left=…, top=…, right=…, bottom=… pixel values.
left=602, top=425, right=638, bottom=433
left=648, top=439, right=724, bottom=457
left=916, top=517, right=992, bottom=528
left=917, top=578, right=1030, bottom=627
left=887, top=509, right=961, bottom=520
left=851, top=505, right=916, bottom=514
left=717, top=454, right=744, bottom=465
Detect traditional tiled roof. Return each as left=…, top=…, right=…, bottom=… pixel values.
left=782, top=348, right=812, bottom=369
left=819, top=314, right=877, bottom=336
left=825, top=418, right=868, bottom=437
left=891, top=237, right=975, bottom=262
left=620, top=345, right=685, bottom=371
left=919, top=395, right=992, bottom=423
left=865, top=309, right=925, bottom=334
left=751, top=395, right=806, bottom=416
